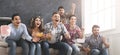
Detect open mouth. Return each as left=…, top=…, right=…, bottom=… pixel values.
left=16, top=22, right=20, bottom=24
left=36, top=23, right=40, bottom=26
left=55, top=20, right=59, bottom=22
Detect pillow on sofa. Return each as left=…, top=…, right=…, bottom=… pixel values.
left=0, top=25, right=10, bottom=41
left=0, top=25, right=9, bottom=47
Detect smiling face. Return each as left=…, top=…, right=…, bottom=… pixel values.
left=34, top=18, right=41, bottom=28
left=12, top=16, right=21, bottom=27
left=69, top=16, right=77, bottom=25
left=92, top=25, right=100, bottom=36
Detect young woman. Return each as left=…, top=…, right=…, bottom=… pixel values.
left=28, top=16, right=44, bottom=55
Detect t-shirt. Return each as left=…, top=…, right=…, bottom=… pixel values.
left=7, top=23, right=32, bottom=41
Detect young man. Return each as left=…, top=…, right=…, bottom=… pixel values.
left=58, top=3, right=76, bottom=24
left=41, top=12, right=72, bottom=55
left=5, top=13, right=35, bottom=55
left=83, top=25, right=109, bottom=55
left=64, top=15, right=83, bottom=55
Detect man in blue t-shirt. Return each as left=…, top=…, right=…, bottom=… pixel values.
left=6, top=13, right=35, bottom=55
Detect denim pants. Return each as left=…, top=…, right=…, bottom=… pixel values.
left=90, top=48, right=108, bottom=55
left=6, top=38, right=29, bottom=55
left=29, top=42, right=41, bottom=55
left=71, top=44, right=80, bottom=55
left=41, top=41, right=71, bottom=55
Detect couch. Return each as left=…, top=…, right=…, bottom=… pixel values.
left=0, top=37, right=86, bottom=55
left=0, top=17, right=86, bottom=55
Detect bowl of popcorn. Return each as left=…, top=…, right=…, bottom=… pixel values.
left=36, top=32, right=44, bottom=38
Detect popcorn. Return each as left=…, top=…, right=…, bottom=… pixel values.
left=36, top=32, right=44, bottom=37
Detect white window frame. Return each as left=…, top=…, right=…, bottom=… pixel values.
left=82, top=0, right=116, bottom=34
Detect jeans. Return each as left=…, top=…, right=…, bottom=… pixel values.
left=71, top=44, right=80, bottom=55
left=41, top=41, right=72, bottom=55
left=29, top=42, right=41, bottom=55
left=90, top=48, right=108, bottom=55
left=6, top=38, right=29, bottom=55
left=66, top=43, right=72, bottom=55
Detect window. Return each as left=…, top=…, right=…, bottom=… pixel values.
left=84, top=0, right=115, bottom=34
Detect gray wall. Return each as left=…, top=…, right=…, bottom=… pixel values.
left=0, top=0, right=81, bottom=27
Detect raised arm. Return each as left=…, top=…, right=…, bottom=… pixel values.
left=71, top=3, right=76, bottom=15
left=102, top=37, right=110, bottom=48
left=66, top=3, right=76, bottom=18
left=76, top=26, right=84, bottom=39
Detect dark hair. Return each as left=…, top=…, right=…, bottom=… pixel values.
left=58, top=6, right=64, bottom=11
left=30, top=16, right=44, bottom=32
left=92, top=25, right=100, bottom=30
left=12, top=13, right=20, bottom=20
left=52, top=12, right=59, bottom=16
left=69, top=15, right=76, bottom=20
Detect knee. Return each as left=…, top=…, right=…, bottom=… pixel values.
left=71, top=45, right=80, bottom=54
left=22, top=41, right=29, bottom=48
left=68, top=46, right=73, bottom=52
left=6, top=40, right=16, bottom=47
left=30, top=43, right=36, bottom=48
left=36, top=43, right=41, bottom=48
left=91, top=49, right=100, bottom=55
left=42, top=42, right=49, bottom=48
left=94, top=49, right=100, bottom=54
left=64, top=43, right=72, bottom=52
left=9, top=41, right=17, bottom=48
left=12, top=42, right=17, bottom=47
left=74, top=47, right=80, bottom=53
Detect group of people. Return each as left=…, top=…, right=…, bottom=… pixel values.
left=0, top=4, right=109, bottom=55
